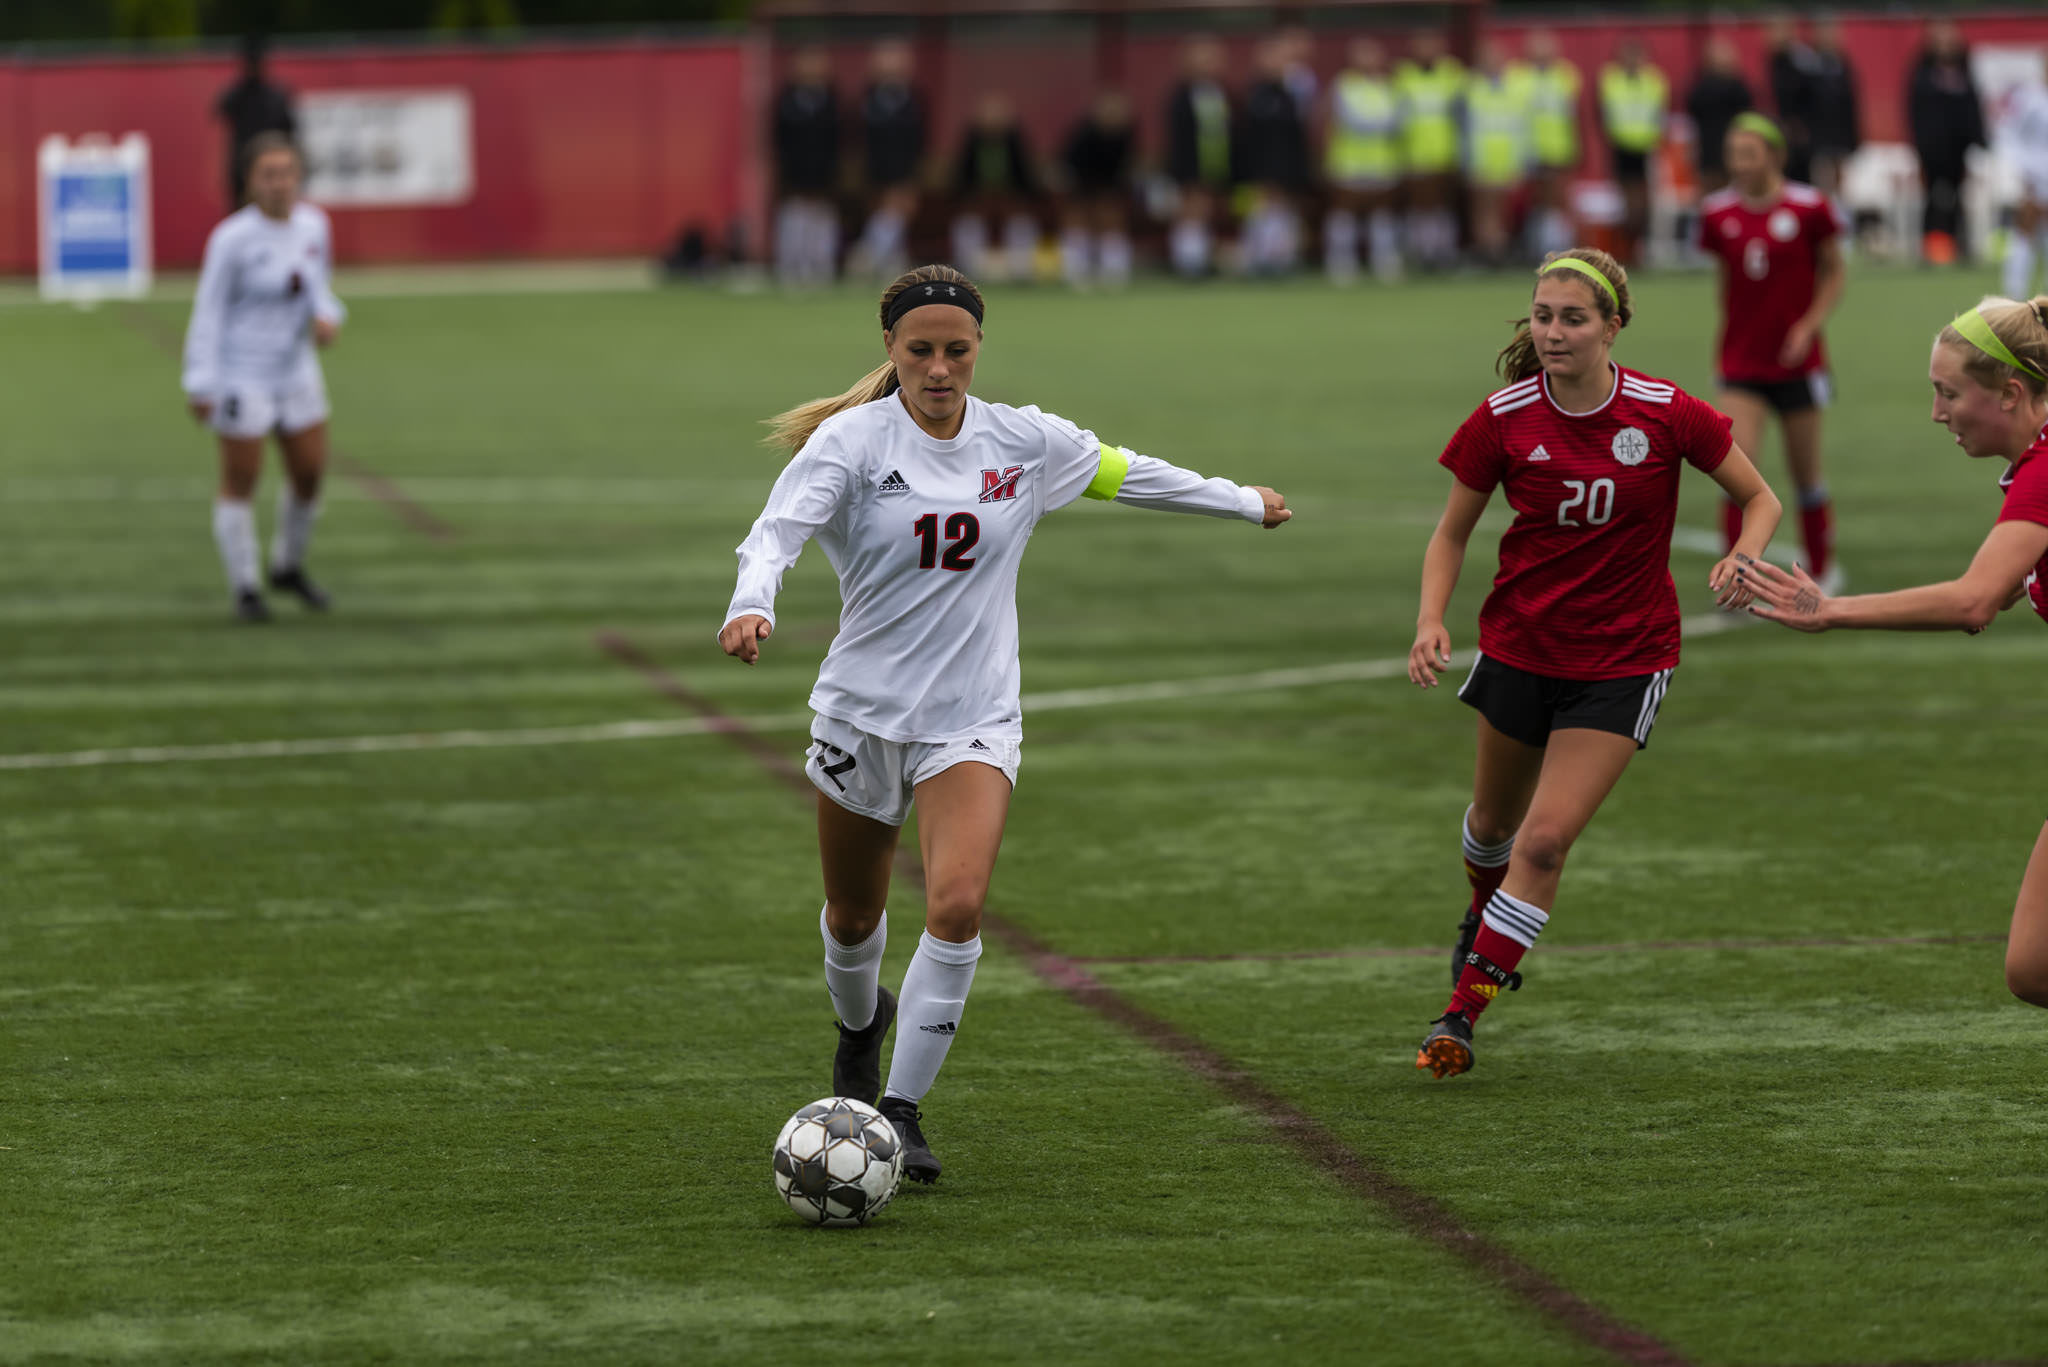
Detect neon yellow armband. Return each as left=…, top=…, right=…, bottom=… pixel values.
left=1084, top=444, right=1132, bottom=501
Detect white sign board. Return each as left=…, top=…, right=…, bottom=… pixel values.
left=299, top=88, right=474, bottom=207
left=38, top=133, right=152, bottom=301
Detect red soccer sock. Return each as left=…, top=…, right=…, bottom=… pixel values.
left=1798, top=496, right=1833, bottom=579
left=1460, top=806, right=1514, bottom=917
left=1720, top=497, right=1744, bottom=555
left=1447, top=891, right=1549, bottom=1020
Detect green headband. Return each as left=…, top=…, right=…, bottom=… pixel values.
left=1730, top=111, right=1785, bottom=150
left=1537, top=257, right=1619, bottom=311
left=1949, top=306, right=2048, bottom=383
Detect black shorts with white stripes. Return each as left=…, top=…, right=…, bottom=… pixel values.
left=1457, top=653, right=1673, bottom=751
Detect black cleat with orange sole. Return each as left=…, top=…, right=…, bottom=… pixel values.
left=1415, top=1010, right=1474, bottom=1079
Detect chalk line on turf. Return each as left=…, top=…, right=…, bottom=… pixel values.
left=0, top=613, right=1749, bottom=772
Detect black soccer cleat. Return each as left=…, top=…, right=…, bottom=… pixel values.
left=267, top=565, right=331, bottom=611
left=832, top=986, right=897, bottom=1107
left=878, top=1096, right=941, bottom=1185
left=1415, top=1010, right=1475, bottom=1079
left=234, top=588, right=272, bottom=623
left=1451, top=908, right=1481, bottom=988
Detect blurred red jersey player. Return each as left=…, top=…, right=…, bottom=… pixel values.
left=1698, top=112, right=1848, bottom=589
left=1407, top=248, right=1781, bottom=1080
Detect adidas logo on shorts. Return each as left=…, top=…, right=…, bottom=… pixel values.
left=878, top=469, right=911, bottom=495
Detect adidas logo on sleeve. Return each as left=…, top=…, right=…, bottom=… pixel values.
left=877, top=470, right=911, bottom=495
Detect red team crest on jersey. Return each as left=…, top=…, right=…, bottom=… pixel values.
left=979, top=466, right=1024, bottom=503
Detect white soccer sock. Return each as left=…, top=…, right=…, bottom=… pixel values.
left=1462, top=804, right=1515, bottom=876
left=1002, top=213, right=1038, bottom=282
left=1324, top=208, right=1359, bottom=278
left=211, top=497, right=260, bottom=594
left=270, top=486, right=321, bottom=573
left=1368, top=209, right=1402, bottom=279
left=1097, top=231, right=1132, bottom=285
left=1060, top=225, right=1091, bottom=285
left=2005, top=227, right=2037, bottom=300
left=822, top=906, right=886, bottom=1030
left=774, top=200, right=807, bottom=283
left=1169, top=219, right=1209, bottom=276
left=950, top=214, right=989, bottom=278
left=807, top=202, right=840, bottom=284
left=882, top=930, right=982, bottom=1104
left=1481, top=888, right=1549, bottom=950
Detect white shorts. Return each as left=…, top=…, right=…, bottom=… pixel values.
left=803, top=714, right=1020, bottom=827
left=211, top=371, right=330, bottom=440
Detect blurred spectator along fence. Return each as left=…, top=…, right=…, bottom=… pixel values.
left=0, top=6, right=2043, bottom=274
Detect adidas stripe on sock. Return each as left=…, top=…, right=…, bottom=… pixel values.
left=882, top=931, right=982, bottom=1105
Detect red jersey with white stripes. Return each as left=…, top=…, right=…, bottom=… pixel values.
left=1439, top=364, right=1734, bottom=679
left=1996, top=426, right=2048, bottom=626
left=1696, top=181, right=1845, bottom=383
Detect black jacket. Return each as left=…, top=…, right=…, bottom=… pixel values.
left=772, top=81, right=840, bottom=196
left=953, top=126, right=1038, bottom=199
left=1808, top=50, right=1860, bottom=155
left=1908, top=53, right=1985, bottom=175
left=1165, top=79, right=1234, bottom=186
left=1237, top=76, right=1310, bottom=190
left=1063, top=117, right=1133, bottom=195
left=1686, top=72, right=1754, bottom=174
left=863, top=81, right=925, bottom=187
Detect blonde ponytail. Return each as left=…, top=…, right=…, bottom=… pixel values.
left=761, top=264, right=987, bottom=453
left=1496, top=247, right=1633, bottom=383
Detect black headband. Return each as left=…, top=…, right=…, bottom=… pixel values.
left=884, top=280, right=983, bottom=332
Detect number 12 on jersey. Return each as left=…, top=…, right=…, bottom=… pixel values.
left=913, top=512, right=980, bottom=570
left=1557, top=478, right=1615, bottom=527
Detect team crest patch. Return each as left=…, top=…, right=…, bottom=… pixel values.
left=1612, top=427, right=1649, bottom=466
left=979, top=465, right=1023, bottom=502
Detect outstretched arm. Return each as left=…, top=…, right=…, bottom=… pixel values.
left=1703, top=443, right=1782, bottom=608
left=1087, top=443, right=1291, bottom=527
left=1743, top=520, right=2048, bottom=633
left=1410, top=477, right=1491, bottom=688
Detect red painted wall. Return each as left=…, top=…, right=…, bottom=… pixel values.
left=0, top=36, right=755, bottom=272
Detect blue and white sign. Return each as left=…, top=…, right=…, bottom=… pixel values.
left=39, top=133, right=153, bottom=301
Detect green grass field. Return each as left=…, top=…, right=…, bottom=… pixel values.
left=3, top=264, right=2045, bottom=1366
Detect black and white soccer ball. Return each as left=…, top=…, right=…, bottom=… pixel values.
left=772, top=1096, right=903, bottom=1227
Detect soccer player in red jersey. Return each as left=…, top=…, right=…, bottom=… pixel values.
left=1741, top=296, right=2048, bottom=1010
left=1408, top=248, right=1783, bottom=1078
left=1698, top=113, right=1848, bottom=592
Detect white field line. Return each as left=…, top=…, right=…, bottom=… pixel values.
left=0, top=614, right=1746, bottom=773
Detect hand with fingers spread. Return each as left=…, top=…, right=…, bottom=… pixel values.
left=720, top=613, right=773, bottom=664
left=1739, top=555, right=1831, bottom=631
left=1409, top=621, right=1453, bottom=688
left=1708, top=552, right=1756, bottom=610
left=1250, top=486, right=1292, bottom=529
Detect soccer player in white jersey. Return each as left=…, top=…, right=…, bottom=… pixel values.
left=720, top=265, right=1291, bottom=1183
left=182, top=132, right=345, bottom=622
left=1999, top=70, right=2048, bottom=301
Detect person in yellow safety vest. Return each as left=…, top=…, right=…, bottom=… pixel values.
left=1165, top=35, right=1236, bottom=278
left=1463, top=37, right=1532, bottom=266
left=1523, top=28, right=1583, bottom=259
left=1396, top=31, right=1465, bottom=269
left=1323, top=36, right=1403, bottom=281
left=1600, top=36, right=1668, bottom=265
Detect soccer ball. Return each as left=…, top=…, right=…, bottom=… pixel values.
left=772, top=1096, right=903, bottom=1227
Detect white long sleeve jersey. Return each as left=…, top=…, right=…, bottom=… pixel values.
left=724, top=394, right=1266, bottom=744
left=2000, top=81, right=2048, bottom=194
left=181, top=202, right=346, bottom=400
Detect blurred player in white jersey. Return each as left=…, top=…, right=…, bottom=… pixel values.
left=720, top=265, right=1291, bottom=1183
left=182, top=132, right=344, bottom=622
left=1999, top=67, right=2048, bottom=301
